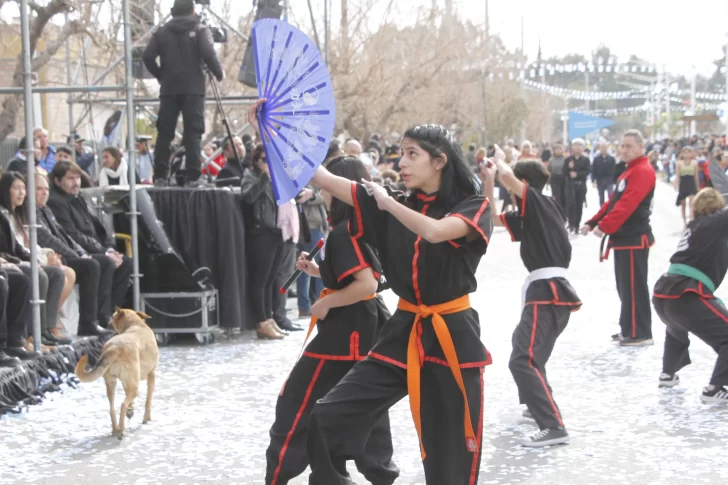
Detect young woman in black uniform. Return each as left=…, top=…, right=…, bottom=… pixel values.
left=264, top=157, right=399, bottom=485
left=481, top=150, right=581, bottom=447
left=653, top=188, right=728, bottom=403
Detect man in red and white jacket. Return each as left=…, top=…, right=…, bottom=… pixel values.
left=581, top=130, right=656, bottom=347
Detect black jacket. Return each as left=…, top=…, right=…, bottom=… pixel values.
left=241, top=170, right=278, bottom=232
left=592, top=153, right=616, bottom=180
left=46, top=185, right=111, bottom=254
left=216, top=159, right=244, bottom=188
left=564, top=155, right=591, bottom=184
left=36, top=205, right=87, bottom=261
left=0, top=212, right=30, bottom=263
left=143, top=15, right=224, bottom=96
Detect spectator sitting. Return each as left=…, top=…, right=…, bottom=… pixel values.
left=46, top=161, right=132, bottom=329
left=34, top=127, right=56, bottom=173
left=56, top=145, right=94, bottom=188
left=0, top=172, right=70, bottom=348
left=35, top=172, right=113, bottom=337
left=68, top=134, right=96, bottom=180
left=0, top=261, right=31, bottom=366
left=98, top=147, right=140, bottom=188
left=202, top=141, right=226, bottom=177
left=216, top=136, right=246, bottom=188
left=135, top=137, right=154, bottom=184
left=6, top=136, right=48, bottom=177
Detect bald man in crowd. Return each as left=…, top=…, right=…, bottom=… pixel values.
left=344, top=139, right=362, bottom=157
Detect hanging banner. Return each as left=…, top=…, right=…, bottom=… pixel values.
left=567, top=111, right=615, bottom=140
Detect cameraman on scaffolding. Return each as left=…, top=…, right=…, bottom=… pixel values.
left=143, top=0, right=224, bottom=187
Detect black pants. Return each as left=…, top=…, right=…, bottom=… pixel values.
left=596, top=178, right=614, bottom=206
left=90, top=254, right=117, bottom=324
left=19, top=265, right=64, bottom=334
left=564, top=181, right=586, bottom=230
left=65, top=257, right=100, bottom=325
left=307, top=358, right=484, bottom=485
left=247, top=229, right=285, bottom=322
left=509, top=303, right=570, bottom=430
left=550, top=179, right=565, bottom=214
left=273, top=240, right=297, bottom=325
left=153, top=94, right=205, bottom=181
left=266, top=357, right=398, bottom=485
left=0, top=270, right=30, bottom=348
left=654, top=294, right=728, bottom=387
left=613, top=247, right=652, bottom=339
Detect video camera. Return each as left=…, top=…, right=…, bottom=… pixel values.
left=196, top=6, right=227, bottom=43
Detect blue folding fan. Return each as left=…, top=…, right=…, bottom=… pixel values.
left=252, top=19, right=336, bottom=205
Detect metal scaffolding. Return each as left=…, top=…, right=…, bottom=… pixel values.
left=12, top=0, right=252, bottom=352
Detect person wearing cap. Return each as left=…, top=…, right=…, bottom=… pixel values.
left=6, top=136, right=47, bottom=177
left=142, top=0, right=224, bottom=187
left=68, top=133, right=96, bottom=181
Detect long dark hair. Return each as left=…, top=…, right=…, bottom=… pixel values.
left=402, top=124, right=478, bottom=208
left=325, top=156, right=370, bottom=225
left=251, top=144, right=265, bottom=174
left=0, top=171, right=27, bottom=223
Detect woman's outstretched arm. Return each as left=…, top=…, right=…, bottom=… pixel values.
left=247, top=99, right=353, bottom=206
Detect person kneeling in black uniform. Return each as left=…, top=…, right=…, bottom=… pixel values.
left=653, top=188, right=728, bottom=403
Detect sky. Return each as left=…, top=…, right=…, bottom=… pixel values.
left=157, top=0, right=727, bottom=78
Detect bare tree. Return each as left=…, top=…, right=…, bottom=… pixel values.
left=0, top=0, right=95, bottom=142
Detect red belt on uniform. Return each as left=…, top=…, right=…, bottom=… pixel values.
left=397, top=295, right=477, bottom=460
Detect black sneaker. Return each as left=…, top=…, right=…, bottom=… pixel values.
left=700, top=386, right=728, bottom=404
left=521, top=427, right=570, bottom=447
left=658, top=373, right=680, bottom=388
left=619, top=337, right=654, bottom=347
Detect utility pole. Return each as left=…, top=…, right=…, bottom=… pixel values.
left=664, top=64, right=671, bottom=137
left=481, top=0, right=489, bottom=147
left=65, top=13, right=75, bottom=163
left=690, top=65, right=697, bottom=136
left=519, top=16, right=526, bottom=143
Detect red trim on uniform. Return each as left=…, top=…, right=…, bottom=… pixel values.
left=520, top=183, right=528, bottom=217
left=337, top=263, right=371, bottom=283
left=412, top=203, right=430, bottom=304
left=416, top=320, right=425, bottom=365
left=525, top=300, right=582, bottom=307
left=597, top=156, right=655, bottom=235
left=473, top=198, right=489, bottom=225
left=350, top=182, right=364, bottom=238
left=302, top=332, right=363, bottom=361
left=469, top=368, right=485, bottom=485
left=700, top=298, right=728, bottom=324
left=609, top=234, right=653, bottom=251
left=368, top=351, right=407, bottom=369
left=270, top=358, right=325, bottom=485
left=351, top=331, right=361, bottom=359
left=549, top=281, right=559, bottom=301
left=629, top=249, right=636, bottom=338
left=528, top=304, right=564, bottom=427
left=416, top=193, right=437, bottom=202
left=423, top=356, right=492, bottom=368
left=450, top=214, right=490, bottom=246
left=499, top=213, right=517, bottom=242
left=652, top=293, right=681, bottom=299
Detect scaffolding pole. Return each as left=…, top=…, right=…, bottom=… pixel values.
left=0, top=85, right=127, bottom=94
left=122, top=0, right=141, bottom=310
left=65, top=13, right=75, bottom=162
left=19, top=0, right=42, bottom=353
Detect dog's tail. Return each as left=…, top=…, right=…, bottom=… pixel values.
left=74, top=349, right=117, bottom=382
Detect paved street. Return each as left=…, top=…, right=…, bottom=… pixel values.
left=1, top=181, right=727, bottom=485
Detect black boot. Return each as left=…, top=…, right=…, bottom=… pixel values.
left=78, top=321, right=114, bottom=337
left=42, top=330, right=71, bottom=346
left=0, top=350, right=21, bottom=367
left=6, top=346, right=40, bottom=360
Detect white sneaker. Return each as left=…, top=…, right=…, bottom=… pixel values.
left=658, top=373, right=680, bottom=388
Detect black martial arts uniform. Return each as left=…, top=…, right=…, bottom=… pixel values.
left=500, top=184, right=581, bottom=431
left=265, top=220, right=398, bottom=485
left=653, top=208, right=728, bottom=389
left=563, top=154, right=590, bottom=232
left=307, top=184, right=493, bottom=485
left=586, top=155, right=655, bottom=341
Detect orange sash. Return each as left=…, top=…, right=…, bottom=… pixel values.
left=397, top=295, right=477, bottom=460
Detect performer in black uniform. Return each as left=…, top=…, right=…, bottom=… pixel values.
left=653, top=188, right=728, bottom=403
left=302, top=126, right=493, bottom=483
left=563, top=138, right=591, bottom=234
left=265, top=157, right=398, bottom=485
left=581, top=130, right=656, bottom=346
left=482, top=150, right=581, bottom=446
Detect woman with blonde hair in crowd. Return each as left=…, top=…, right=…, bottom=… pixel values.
left=653, top=188, right=728, bottom=403
left=674, top=146, right=700, bottom=226
left=518, top=141, right=541, bottom=163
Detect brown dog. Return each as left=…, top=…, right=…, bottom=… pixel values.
left=75, top=308, right=159, bottom=439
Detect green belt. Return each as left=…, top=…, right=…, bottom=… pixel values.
left=667, top=263, right=716, bottom=293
